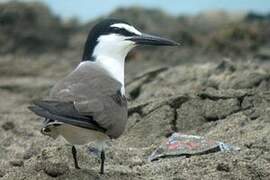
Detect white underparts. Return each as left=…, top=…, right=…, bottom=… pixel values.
left=59, top=124, right=108, bottom=145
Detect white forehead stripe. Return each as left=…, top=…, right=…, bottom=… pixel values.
left=111, top=23, right=142, bottom=35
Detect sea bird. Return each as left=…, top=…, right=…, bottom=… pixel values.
left=29, top=18, right=179, bottom=174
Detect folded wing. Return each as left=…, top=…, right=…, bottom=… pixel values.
left=29, top=100, right=106, bottom=132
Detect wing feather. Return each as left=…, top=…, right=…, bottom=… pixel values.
left=29, top=101, right=106, bottom=132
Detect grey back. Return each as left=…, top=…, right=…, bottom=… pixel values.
left=49, top=62, right=127, bottom=139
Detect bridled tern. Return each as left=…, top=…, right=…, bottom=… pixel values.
left=29, top=18, right=179, bottom=174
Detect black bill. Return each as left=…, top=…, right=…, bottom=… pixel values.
left=128, top=33, right=179, bottom=46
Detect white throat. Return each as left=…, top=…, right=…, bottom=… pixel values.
left=95, top=55, right=126, bottom=95
left=92, top=34, right=135, bottom=94
left=95, top=55, right=125, bottom=86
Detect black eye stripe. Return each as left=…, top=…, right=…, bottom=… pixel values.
left=110, top=27, right=136, bottom=37
left=82, top=18, right=136, bottom=61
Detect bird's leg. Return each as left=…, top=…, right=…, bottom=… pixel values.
left=72, top=145, right=80, bottom=169
left=100, top=150, right=105, bottom=174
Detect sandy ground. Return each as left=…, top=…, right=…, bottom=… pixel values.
left=0, top=59, right=270, bottom=180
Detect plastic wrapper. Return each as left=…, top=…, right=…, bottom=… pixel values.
left=149, top=132, right=240, bottom=161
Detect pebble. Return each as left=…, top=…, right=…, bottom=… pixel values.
left=2, top=122, right=15, bottom=131
left=9, top=160, right=24, bottom=167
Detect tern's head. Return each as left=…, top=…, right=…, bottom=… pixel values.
left=82, top=18, right=179, bottom=61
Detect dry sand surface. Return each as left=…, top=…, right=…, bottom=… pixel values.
left=0, top=58, right=270, bottom=180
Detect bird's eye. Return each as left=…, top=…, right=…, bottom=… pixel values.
left=111, top=27, right=135, bottom=37
left=112, top=27, right=121, bottom=33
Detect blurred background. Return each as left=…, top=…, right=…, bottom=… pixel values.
left=0, top=0, right=270, bottom=80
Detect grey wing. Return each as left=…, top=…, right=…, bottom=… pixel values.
left=49, top=62, right=123, bottom=101
left=30, top=63, right=127, bottom=138
left=28, top=100, right=106, bottom=132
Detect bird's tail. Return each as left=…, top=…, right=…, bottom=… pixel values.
left=28, top=105, right=61, bottom=139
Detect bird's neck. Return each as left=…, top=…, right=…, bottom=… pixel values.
left=82, top=36, right=134, bottom=95
left=92, top=42, right=132, bottom=91
left=95, top=55, right=125, bottom=87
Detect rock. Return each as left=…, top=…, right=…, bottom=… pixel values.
left=216, top=162, right=230, bottom=172
left=126, top=66, right=168, bottom=100
left=176, top=98, right=206, bottom=131
left=255, top=46, right=270, bottom=60
left=1, top=121, right=15, bottom=131
left=214, top=59, right=236, bottom=73
left=203, top=98, right=240, bottom=120
left=0, top=169, right=5, bottom=177
left=198, top=87, right=249, bottom=99
left=230, top=72, right=269, bottom=89
left=175, top=97, right=241, bottom=131
left=44, top=165, right=67, bottom=177
left=0, top=1, right=71, bottom=55
left=123, top=105, right=175, bottom=147
left=9, top=159, right=24, bottom=167
left=1, top=56, right=270, bottom=179
left=23, top=148, right=37, bottom=160
left=36, top=162, right=69, bottom=178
